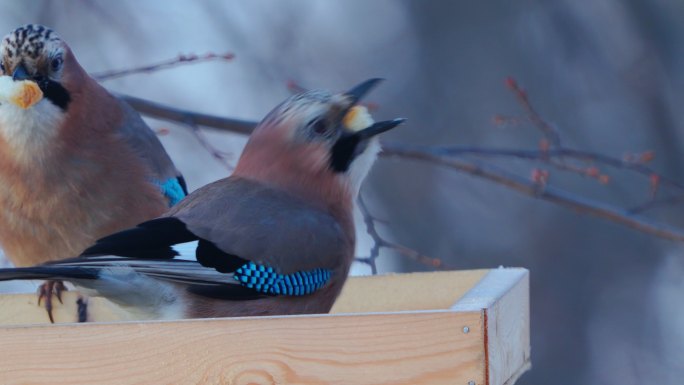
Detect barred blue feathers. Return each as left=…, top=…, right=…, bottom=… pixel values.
left=153, top=178, right=187, bottom=206
left=233, top=262, right=331, bottom=296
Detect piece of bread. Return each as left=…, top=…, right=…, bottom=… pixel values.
left=0, top=76, right=43, bottom=109
left=343, top=105, right=374, bottom=132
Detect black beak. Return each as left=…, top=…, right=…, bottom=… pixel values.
left=341, top=78, right=403, bottom=140
left=344, top=78, right=384, bottom=106
left=354, top=118, right=406, bottom=140
left=329, top=78, right=406, bottom=173
left=12, top=64, right=31, bottom=81
left=330, top=118, right=406, bottom=173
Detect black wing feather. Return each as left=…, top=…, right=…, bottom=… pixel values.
left=81, top=217, right=250, bottom=277
left=196, top=239, right=248, bottom=273
left=177, top=175, right=189, bottom=196
left=186, top=284, right=268, bottom=300
left=70, top=214, right=309, bottom=302
left=81, top=217, right=197, bottom=258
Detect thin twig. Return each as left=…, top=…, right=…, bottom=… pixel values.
left=286, top=80, right=307, bottom=94
left=356, top=195, right=381, bottom=274
left=628, top=193, right=684, bottom=214
left=92, top=52, right=235, bottom=81
left=182, top=119, right=235, bottom=171
left=381, top=142, right=684, bottom=242
left=505, top=77, right=562, bottom=147
left=417, top=146, right=684, bottom=191
left=356, top=195, right=450, bottom=272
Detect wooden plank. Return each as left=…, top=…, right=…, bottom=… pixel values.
left=0, top=269, right=530, bottom=384
left=0, top=310, right=485, bottom=385
left=0, top=270, right=490, bottom=325
left=452, top=268, right=530, bottom=385
left=332, top=269, right=489, bottom=313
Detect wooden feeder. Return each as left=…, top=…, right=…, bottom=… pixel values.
left=0, top=268, right=529, bottom=384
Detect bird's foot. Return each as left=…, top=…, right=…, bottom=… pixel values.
left=37, top=280, right=67, bottom=323
left=76, top=296, right=88, bottom=323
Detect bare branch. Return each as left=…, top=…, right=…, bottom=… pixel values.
left=182, top=120, right=235, bottom=171
left=355, top=195, right=450, bottom=273
left=119, top=94, right=684, bottom=245
left=421, top=146, right=684, bottom=191
left=355, top=195, right=381, bottom=274
left=92, top=52, right=235, bottom=81
left=286, top=80, right=307, bottom=94
left=505, top=77, right=562, bottom=147
left=119, top=95, right=679, bottom=192
left=628, top=193, right=684, bottom=214
left=117, top=94, right=256, bottom=135
left=95, top=51, right=684, bottom=273
left=381, top=142, right=684, bottom=243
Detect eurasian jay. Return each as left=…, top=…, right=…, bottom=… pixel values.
left=0, top=25, right=186, bottom=319
left=0, top=78, right=404, bottom=320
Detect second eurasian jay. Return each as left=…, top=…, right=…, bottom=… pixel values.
left=0, top=78, right=403, bottom=320
left=0, top=25, right=186, bottom=319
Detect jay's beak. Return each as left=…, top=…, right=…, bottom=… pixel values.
left=339, top=78, right=405, bottom=142
left=344, top=78, right=384, bottom=106
left=353, top=118, right=405, bottom=140
left=340, top=78, right=404, bottom=139
left=329, top=79, right=405, bottom=172
left=12, top=64, right=31, bottom=81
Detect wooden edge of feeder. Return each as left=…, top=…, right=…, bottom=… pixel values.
left=452, top=267, right=531, bottom=385
left=0, top=268, right=531, bottom=385
left=0, top=309, right=487, bottom=384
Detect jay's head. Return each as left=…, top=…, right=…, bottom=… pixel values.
left=0, top=25, right=80, bottom=114
left=236, top=79, right=404, bottom=197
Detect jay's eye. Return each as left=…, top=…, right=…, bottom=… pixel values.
left=50, top=56, right=63, bottom=72
left=309, top=119, right=328, bottom=135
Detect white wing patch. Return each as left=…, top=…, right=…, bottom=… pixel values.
left=172, top=240, right=199, bottom=261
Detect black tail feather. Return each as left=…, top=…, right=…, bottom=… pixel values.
left=0, top=266, right=99, bottom=282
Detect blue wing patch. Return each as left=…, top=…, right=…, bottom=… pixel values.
left=234, top=262, right=331, bottom=296
left=153, top=177, right=187, bottom=207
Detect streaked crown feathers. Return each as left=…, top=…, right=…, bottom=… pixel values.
left=2, top=25, right=60, bottom=61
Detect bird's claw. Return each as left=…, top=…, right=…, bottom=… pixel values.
left=76, top=296, right=88, bottom=323
left=36, top=280, right=67, bottom=323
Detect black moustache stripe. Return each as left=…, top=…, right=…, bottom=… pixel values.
left=40, top=79, right=71, bottom=111
left=330, top=134, right=361, bottom=173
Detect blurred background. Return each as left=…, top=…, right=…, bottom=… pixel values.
left=1, top=1, right=683, bottom=383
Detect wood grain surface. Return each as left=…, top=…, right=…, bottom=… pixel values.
left=0, top=310, right=484, bottom=385
left=0, top=269, right=532, bottom=385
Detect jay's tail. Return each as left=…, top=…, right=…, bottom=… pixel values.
left=0, top=266, right=99, bottom=282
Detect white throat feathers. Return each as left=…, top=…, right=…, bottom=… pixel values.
left=0, top=98, right=65, bottom=161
